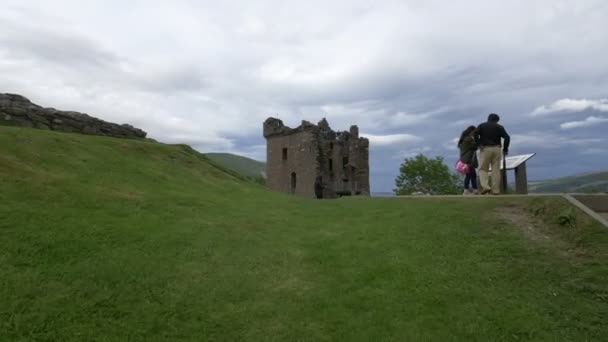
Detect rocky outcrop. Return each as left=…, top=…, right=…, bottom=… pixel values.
left=0, top=93, right=147, bottom=139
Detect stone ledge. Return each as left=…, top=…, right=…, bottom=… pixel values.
left=0, top=93, right=147, bottom=139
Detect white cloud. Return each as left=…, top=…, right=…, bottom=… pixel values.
left=385, top=107, right=450, bottom=128
left=531, top=99, right=608, bottom=116
left=363, top=133, right=422, bottom=147
left=393, top=146, right=433, bottom=160
left=560, top=116, right=608, bottom=130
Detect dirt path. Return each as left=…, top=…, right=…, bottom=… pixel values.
left=494, top=206, right=551, bottom=242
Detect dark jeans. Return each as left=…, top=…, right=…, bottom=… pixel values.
left=464, top=167, right=478, bottom=190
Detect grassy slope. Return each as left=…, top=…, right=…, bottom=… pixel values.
left=1, top=126, right=608, bottom=341
left=529, top=171, right=608, bottom=193
left=204, top=152, right=265, bottom=179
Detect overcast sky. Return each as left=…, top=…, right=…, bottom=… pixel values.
left=1, top=0, right=607, bottom=192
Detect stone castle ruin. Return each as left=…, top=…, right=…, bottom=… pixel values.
left=263, top=117, right=370, bottom=198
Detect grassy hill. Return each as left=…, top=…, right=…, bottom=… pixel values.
left=204, top=152, right=265, bottom=179
left=529, top=171, right=608, bottom=193
left=2, top=126, right=608, bottom=341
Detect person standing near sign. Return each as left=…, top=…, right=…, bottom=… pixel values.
left=458, top=125, right=479, bottom=195
left=475, top=113, right=510, bottom=195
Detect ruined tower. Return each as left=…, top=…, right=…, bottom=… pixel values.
left=263, top=117, right=370, bottom=198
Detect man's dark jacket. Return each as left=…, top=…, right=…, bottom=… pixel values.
left=476, top=122, right=511, bottom=153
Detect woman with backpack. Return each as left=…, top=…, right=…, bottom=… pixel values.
left=458, top=126, right=479, bottom=195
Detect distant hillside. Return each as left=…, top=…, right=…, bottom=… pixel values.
left=529, top=171, right=608, bottom=193
left=204, top=153, right=266, bottom=179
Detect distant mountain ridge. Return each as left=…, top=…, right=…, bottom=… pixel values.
left=204, top=153, right=266, bottom=180
left=529, top=170, right=608, bottom=193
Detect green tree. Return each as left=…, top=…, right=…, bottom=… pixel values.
left=394, top=154, right=461, bottom=195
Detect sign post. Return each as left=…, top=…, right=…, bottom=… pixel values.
left=501, top=154, right=508, bottom=193
left=514, top=163, right=528, bottom=194
left=499, top=153, right=536, bottom=194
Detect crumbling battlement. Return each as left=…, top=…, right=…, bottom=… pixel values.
left=0, top=93, right=147, bottom=139
left=263, top=117, right=370, bottom=198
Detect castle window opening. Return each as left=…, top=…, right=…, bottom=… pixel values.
left=282, top=148, right=288, bottom=161
left=342, top=156, right=349, bottom=167
left=329, top=158, right=333, bottom=171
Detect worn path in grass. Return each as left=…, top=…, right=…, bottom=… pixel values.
left=1, top=126, right=608, bottom=341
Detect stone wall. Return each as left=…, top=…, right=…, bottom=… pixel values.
left=0, top=93, right=147, bottom=139
left=574, top=194, right=608, bottom=212
left=264, top=117, right=370, bottom=198
left=265, top=129, right=319, bottom=196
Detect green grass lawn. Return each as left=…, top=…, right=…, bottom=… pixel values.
left=1, top=126, right=608, bottom=341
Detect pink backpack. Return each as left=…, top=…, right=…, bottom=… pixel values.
left=455, top=160, right=470, bottom=175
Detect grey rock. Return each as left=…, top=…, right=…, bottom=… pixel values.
left=0, top=93, right=147, bottom=139
left=35, top=122, right=50, bottom=130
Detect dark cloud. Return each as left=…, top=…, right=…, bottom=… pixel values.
left=1, top=0, right=607, bottom=192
